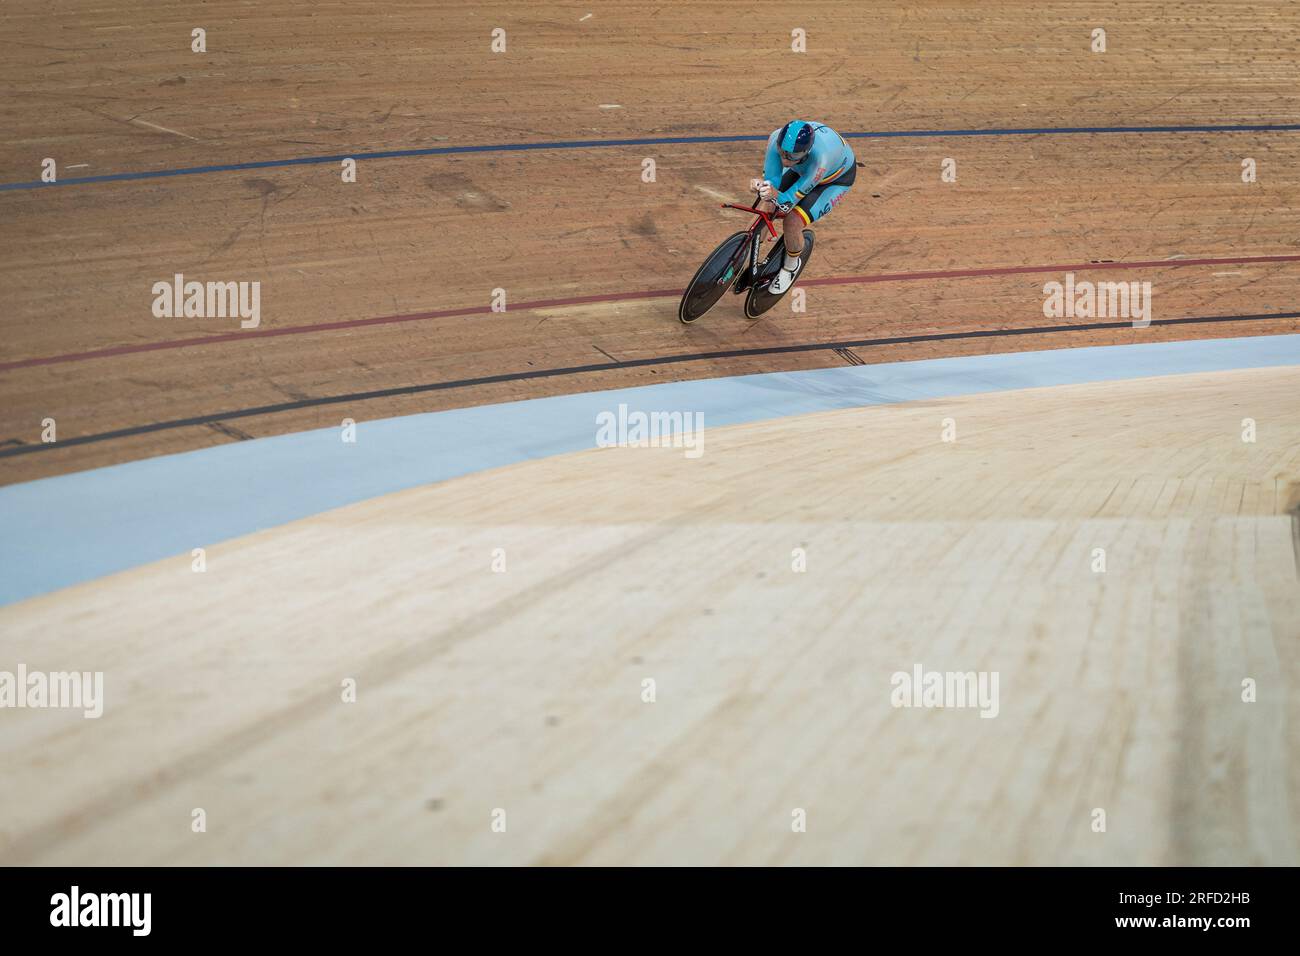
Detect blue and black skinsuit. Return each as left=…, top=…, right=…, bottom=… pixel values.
left=762, top=122, right=857, bottom=225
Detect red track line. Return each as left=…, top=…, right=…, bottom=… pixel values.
left=3, top=253, right=1297, bottom=373
left=803, top=254, right=1300, bottom=286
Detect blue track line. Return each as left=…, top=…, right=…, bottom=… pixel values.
left=3, top=123, right=1299, bottom=193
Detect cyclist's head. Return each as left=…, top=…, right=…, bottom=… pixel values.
left=777, top=120, right=815, bottom=165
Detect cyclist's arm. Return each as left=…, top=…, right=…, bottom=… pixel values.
left=761, top=135, right=784, bottom=192
left=774, top=161, right=826, bottom=209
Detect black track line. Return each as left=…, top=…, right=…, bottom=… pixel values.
left=2, top=311, right=1297, bottom=460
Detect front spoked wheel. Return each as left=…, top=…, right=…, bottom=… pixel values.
left=744, top=229, right=815, bottom=320
left=678, top=231, right=749, bottom=324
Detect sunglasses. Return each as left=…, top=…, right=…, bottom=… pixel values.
left=778, top=149, right=809, bottom=164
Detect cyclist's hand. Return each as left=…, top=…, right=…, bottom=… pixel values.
left=756, top=180, right=776, bottom=201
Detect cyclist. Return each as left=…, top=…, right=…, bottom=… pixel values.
left=749, top=120, right=857, bottom=294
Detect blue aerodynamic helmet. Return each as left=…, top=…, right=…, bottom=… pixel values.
left=777, top=120, right=815, bottom=164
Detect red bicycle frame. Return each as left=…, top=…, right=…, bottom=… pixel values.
left=721, top=199, right=782, bottom=240
left=716, top=195, right=785, bottom=293
left=677, top=193, right=797, bottom=323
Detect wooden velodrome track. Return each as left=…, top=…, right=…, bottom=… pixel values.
left=1, top=1, right=1299, bottom=864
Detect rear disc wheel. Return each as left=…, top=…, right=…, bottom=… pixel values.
left=744, top=229, right=815, bottom=320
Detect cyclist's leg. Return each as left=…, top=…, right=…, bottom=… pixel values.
left=796, top=172, right=853, bottom=228
left=777, top=170, right=805, bottom=256
left=771, top=180, right=852, bottom=293
left=782, top=207, right=806, bottom=256
left=785, top=164, right=854, bottom=256
left=804, top=183, right=852, bottom=223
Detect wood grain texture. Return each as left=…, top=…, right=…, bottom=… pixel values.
left=2, top=367, right=1296, bottom=864
left=2, top=1, right=1299, bottom=482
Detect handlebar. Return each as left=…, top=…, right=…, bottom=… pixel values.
left=721, top=191, right=781, bottom=239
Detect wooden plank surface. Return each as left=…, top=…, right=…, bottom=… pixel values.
left=2, top=367, right=1296, bottom=864
left=2, top=1, right=1299, bottom=482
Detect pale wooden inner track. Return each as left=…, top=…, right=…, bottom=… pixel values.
left=2, top=367, right=1296, bottom=865
left=2, top=1, right=1299, bottom=483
